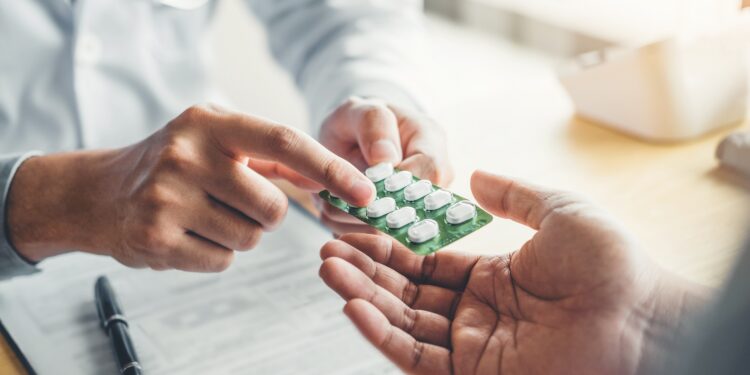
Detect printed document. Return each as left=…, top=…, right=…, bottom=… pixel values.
left=0, top=206, right=397, bottom=374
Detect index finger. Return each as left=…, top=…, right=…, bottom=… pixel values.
left=212, top=113, right=376, bottom=207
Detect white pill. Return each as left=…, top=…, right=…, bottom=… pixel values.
left=404, top=180, right=433, bottom=201
left=446, top=201, right=477, bottom=224
left=384, top=171, right=413, bottom=192
left=365, top=162, right=394, bottom=182
left=424, top=190, right=452, bottom=210
left=366, top=197, right=397, bottom=218
left=386, top=207, right=417, bottom=229
left=407, top=219, right=439, bottom=243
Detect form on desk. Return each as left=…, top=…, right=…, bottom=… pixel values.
left=0, top=207, right=396, bottom=375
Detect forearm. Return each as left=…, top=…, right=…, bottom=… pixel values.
left=7, top=149, right=121, bottom=261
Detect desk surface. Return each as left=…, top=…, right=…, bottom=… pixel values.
left=1, top=16, right=748, bottom=375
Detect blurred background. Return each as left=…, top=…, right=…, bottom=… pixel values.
left=209, top=0, right=750, bottom=286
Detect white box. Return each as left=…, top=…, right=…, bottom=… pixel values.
left=558, top=25, right=749, bottom=142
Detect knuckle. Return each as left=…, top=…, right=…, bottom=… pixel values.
left=411, top=341, right=426, bottom=369
left=237, top=227, right=262, bottom=251
left=147, top=260, right=170, bottom=271
left=545, top=193, right=581, bottom=215
left=402, top=307, right=418, bottom=333
left=319, top=240, right=338, bottom=259
left=360, top=104, right=391, bottom=125
left=156, top=141, right=193, bottom=173
left=321, top=157, right=346, bottom=186
left=419, top=254, right=438, bottom=281
left=111, top=251, right=146, bottom=269
left=337, top=232, right=360, bottom=245
left=209, top=252, right=234, bottom=272
left=402, top=282, right=419, bottom=307
left=137, top=224, right=169, bottom=252
left=339, top=96, right=365, bottom=112
left=412, top=154, right=439, bottom=175
left=259, top=192, right=288, bottom=228
left=170, top=103, right=221, bottom=132
left=421, top=153, right=439, bottom=168
left=268, top=125, right=303, bottom=154
left=342, top=96, right=360, bottom=108
left=179, top=104, right=211, bottom=123
left=136, top=183, right=172, bottom=212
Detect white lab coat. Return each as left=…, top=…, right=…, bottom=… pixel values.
left=0, top=0, right=424, bottom=277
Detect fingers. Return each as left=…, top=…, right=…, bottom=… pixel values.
left=336, top=233, right=480, bottom=290
left=399, top=154, right=438, bottom=184
left=321, top=202, right=362, bottom=224
left=320, top=257, right=451, bottom=348
left=350, top=98, right=403, bottom=165
left=471, top=170, right=584, bottom=229
left=321, top=97, right=404, bottom=166
left=321, top=239, right=462, bottom=318
left=320, top=201, right=380, bottom=236
left=184, top=195, right=263, bottom=251
left=203, top=156, right=289, bottom=230
left=248, top=158, right=323, bottom=191
left=344, top=299, right=451, bottom=375
left=388, top=105, right=454, bottom=186
left=165, top=234, right=235, bottom=272
left=210, top=110, right=375, bottom=207
left=320, top=215, right=380, bottom=237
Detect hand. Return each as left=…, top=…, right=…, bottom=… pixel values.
left=319, top=170, right=707, bottom=374
left=7, top=104, right=375, bottom=271
left=317, top=97, right=454, bottom=235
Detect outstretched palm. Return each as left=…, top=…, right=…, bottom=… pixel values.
left=320, top=171, right=690, bottom=374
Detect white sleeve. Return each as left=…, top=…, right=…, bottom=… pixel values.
left=0, top=152, right=41, bottom=280
left=245, top=0, right=426, bottom=135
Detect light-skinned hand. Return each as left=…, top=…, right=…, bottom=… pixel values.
left=319, top=170, right=707, bottom=374
left=8, top=104, right=375, bottom=271
left=317, top=97, right=453, bottom=235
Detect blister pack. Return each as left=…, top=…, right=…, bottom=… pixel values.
left=319, top=163, right=493, bottom=255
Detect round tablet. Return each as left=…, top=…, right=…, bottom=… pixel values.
left=404, top=180, right=433, bottom=201
left=407, top=219, right=439, bottom=244
left=446, top=201, right=477, bottom=224
left=365, top=162, right=394, bottom=182
left=386, top=206, right=417, bottom=229
left=384, top=171, right=413, bottom=192
left=366, top=197, right=397, bottom=218
left=424, top=190, right=452, bottom=211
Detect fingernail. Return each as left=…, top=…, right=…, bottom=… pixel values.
left=370, top=140, right=400, bottom=164
left=351, top=178, right=376, bottom=205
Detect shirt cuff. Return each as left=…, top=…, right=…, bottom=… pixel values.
left=0, top=152, right=43, bottom=280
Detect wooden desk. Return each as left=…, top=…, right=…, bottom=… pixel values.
left=1, top=16, right=748, bottom=374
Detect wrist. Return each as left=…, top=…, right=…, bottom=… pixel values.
left=635, top=272, right=711, bottom=374
left=6, top=149, right=121, bottom=261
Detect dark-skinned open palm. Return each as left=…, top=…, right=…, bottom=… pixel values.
left=319, top=170, right=701, bottom=375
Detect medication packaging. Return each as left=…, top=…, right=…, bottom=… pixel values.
left=319, top=163, right=493, bottom=255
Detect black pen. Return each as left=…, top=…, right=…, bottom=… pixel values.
left=95, top=276, right=144, bottom=375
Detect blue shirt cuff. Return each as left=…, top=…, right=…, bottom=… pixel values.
left=0, top=152, right=43, bottom=280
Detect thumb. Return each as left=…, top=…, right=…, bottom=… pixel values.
left=470, top=170, right=578, bottom=230
left=350, top=98, right=403, bottom=166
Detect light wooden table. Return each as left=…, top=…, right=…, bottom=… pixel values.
left=1, top=16, right=748, bottom=374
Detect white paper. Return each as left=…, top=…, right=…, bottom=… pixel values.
left=0, top=207, right=397, bottom=375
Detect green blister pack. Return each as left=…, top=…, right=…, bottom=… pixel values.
left=319, top=163, right=493, bottom=255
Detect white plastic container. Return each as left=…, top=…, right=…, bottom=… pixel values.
left=558, top=21, right=749, bottom=142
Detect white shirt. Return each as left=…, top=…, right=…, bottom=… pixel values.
left=0, top=0, right=424, bottom=278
